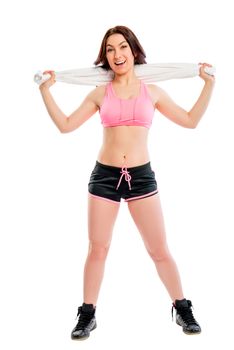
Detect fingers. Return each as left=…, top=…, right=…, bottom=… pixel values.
left=198, top=62, right=212, bottom=67
left=43, top=70, right=55, bottom=78
left=39, top=70, right=56, bottom=88
left=198, top=62, right=215, bottom=81
left=42, top=70, right=56, bottom=83
left=43, top=70, right=54, bottom=74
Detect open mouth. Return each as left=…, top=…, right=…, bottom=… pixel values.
left=114, top=60, right=126, bottom=66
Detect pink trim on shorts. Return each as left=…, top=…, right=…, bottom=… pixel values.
left=124, top=190, right=158, bottom=202
left=88, top=192, right=120, bottom=204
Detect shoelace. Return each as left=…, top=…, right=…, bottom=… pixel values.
left=171, top=304, right=198, bottom=325
left=75, top=306, right=94, bottom=330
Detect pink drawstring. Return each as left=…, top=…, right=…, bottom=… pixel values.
left=116, top=166, right=132, bottom=190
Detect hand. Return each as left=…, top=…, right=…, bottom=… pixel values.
left=39, top=70, right=56, bottom=90
left=198, top=62, right=215, bottom=83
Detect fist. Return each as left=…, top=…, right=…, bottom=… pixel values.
left=39, top=70, right=56, bottom=89
left=199, top=62, right=215, bottom=83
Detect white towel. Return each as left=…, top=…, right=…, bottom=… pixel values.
left=34, top=63, right=215, bottom=86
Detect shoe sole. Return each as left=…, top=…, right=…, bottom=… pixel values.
left=183, top=330, right=201, bottom=335
left=176, top=320, right=201, bottom=335
left=71, top=336, right=89, bottom=341
left=71, top=324, right=97, bottom=341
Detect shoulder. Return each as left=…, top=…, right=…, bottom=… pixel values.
left=87, top=84, right=108, bottom=108
left=145, top=83, right=162, bottom=94
left=144, top=83, right=163, bottom=106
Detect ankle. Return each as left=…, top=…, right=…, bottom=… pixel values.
left=173, top=297, right=186, bottom=305
left=84, top=301, right=96, bottom=307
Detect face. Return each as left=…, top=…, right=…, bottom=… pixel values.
left=106, top=33, right=135, bottom=73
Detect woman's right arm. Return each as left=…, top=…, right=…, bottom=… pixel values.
left=39, top=70, right=100, bottom=133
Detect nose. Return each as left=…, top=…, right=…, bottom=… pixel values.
left=114, top=49, right=121, bottom=59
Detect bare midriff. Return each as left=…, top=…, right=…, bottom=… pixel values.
left=97, top=125, right=150, bottom=168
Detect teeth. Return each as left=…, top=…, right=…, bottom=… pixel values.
left=115, top=60, right=125, bottom=65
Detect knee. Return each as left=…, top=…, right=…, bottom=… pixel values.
left=148, top=246, right=171, bottom=263
left=88, top=242, right=110, bottom=261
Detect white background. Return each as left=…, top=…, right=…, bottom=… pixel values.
left=1, top=0, right=233, bottom=349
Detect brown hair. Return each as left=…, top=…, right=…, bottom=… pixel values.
left=94, top=25, right=147, bottom=70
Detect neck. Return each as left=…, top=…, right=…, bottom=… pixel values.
left=113, top=67, right=138, bottom=85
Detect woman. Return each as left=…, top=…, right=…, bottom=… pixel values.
left=39, top=25, right=215, bottom=340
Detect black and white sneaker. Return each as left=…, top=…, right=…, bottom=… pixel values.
left=172, top=299, right=201, bottom=335
left=71, top=303, right=97, bottom=340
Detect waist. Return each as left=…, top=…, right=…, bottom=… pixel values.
left=98, top=126, right=150, bottom=167
left=97, top=148, right=150, bottom=168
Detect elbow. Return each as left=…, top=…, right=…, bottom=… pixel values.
left=59, top=117, right=80, bottom=133
left=59, top=126, right=68, bottom=133
left=59, top=118, right=70, bottom=133
left=187, top=114, right=198, bottom=129
left=189, top=122, right=197, bottom=129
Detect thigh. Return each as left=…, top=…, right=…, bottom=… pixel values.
left=88, top=193, right=120, bottom=246
left=127, top=194, right=167, bottom=251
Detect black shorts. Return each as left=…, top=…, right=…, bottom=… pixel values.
left=88, top=160, right=158, bottom=203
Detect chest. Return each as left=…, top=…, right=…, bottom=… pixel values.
left=112, top=83, right=141, bottom=100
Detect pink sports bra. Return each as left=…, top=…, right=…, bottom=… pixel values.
left=99, top=80, right=155, bottom=129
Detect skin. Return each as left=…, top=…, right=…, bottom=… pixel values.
left=39, top=33, right=215, bottom=306
left=40, top=33, right=215, bottom=167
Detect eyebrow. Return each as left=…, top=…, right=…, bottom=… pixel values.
left=106, top=40, right=127, bottom=47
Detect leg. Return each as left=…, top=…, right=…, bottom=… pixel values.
left=83, top=193, right=120, bottom=305
left=127, top=193, right=184, bottom=302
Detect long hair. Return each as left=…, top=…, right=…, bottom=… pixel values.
left=94, top=25, right=147, bottom=70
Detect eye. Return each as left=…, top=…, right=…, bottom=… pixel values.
left=121, top=45, right=128, bottom=49
left=107, top=48, right=113, bottom=52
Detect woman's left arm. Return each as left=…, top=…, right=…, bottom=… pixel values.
left=188, top=62, right=215, bottom=128
left=155, top=63, right=215, bottom=129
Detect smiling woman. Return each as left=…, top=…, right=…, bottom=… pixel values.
left=94, top=25, right=147, bottom=69
left=105, top=35, right=136, bottom=75
left=38, top=25, right=215, bottom=341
